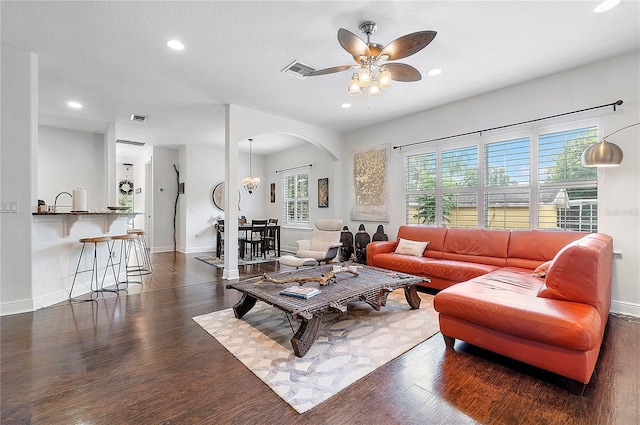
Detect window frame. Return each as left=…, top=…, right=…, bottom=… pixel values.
left=403, top=117, right=601, bottom=231
left=281, top=171, right=310, bottom=226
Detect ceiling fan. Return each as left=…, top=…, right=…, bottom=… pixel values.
left=305, top=21, right=437, bottom=97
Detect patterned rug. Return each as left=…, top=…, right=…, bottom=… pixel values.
left=193, top=291, right=439, bottom=413
left=195, top=253, right=280, bottom=268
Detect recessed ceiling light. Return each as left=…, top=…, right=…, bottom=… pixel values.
left=167, top=40, right=184, bottom=50
left=67, top=101, right=83, bottom=109
left=341, top=103, right=352, bottom=108
left=427, top=68, right=442, bottom=77
left=594, top=0, right=621, bottom=13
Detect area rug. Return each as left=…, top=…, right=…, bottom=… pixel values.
left=193, top=291, right=439, bottom=413
left=195, top=253, right=280, bottom=268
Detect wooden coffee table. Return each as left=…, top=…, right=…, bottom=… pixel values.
left=226, top=264, right=427, bottom=357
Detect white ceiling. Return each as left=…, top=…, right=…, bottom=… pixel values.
left=2, top=1, right=639, bottom=159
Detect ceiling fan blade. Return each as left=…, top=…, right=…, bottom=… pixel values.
left=379, top=31, right=436, bottom=61
left=338, top=28, right=370, bottom=61
left=305, top=65, right=355, bottom=77
left=386, top=63, right=422, bottom=82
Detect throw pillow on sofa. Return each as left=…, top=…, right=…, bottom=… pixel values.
left=532, top=260, right=553, bottom=278
left=394, top=238, right=429, bottom=257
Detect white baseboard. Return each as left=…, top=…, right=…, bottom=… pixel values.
left=0, top=298, right=34, bottom=316
left=33, top=289, right=69, bottom=311
left=183, top=245, right=215, bottom=254
left=151, top=245, right=178, bottom=253
left=611, top=299, right=640, bottom=318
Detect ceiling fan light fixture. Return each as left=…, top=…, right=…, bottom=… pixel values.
left=368, top=79, right=381, bottom=97
left=305, top=21, right=436, bottom=98
left=348, top=74, right=362, bottom=96
left=379, top=66, right=392, bottom=89
left=358, top=67, right=371, bottom=87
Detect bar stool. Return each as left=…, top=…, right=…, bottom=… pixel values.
left=127, top=229, right=152, bottom=274
left=109, top=233, right=143, bottom=290
left=69, top=236, right=117, bottom=302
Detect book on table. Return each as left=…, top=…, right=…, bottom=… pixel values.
left=279, top=286, right=320, bottom=299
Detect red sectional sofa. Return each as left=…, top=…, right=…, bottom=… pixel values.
left=367, top=226, right=613, bottom=395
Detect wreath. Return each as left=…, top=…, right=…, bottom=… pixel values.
left=119, top=179, right=134, bottom=196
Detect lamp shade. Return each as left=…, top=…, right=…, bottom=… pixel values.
left=241, top=176, right=260, bottom=185
left=581, top=139, right=624, bottom=167
left=379, top=67, right=391, bottom=89
left=581, top=122, right=638, bottom=167
left=358, top=67, right=371, bottom=87
left=348, top=74, right=361, bottom=96
left=368, top=79, right=381, bottom=97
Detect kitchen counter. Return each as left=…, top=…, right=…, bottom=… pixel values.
left=30, top=211, right=139, bottom=310
left=33, top=211, right=138, bottom=237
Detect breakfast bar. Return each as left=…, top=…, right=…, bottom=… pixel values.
left=30, top=211, right=138, bottom=309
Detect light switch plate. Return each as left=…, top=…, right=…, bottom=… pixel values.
left=1, top=201, right=19, bottom=213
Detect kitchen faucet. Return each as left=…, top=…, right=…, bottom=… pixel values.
left=54, top=192, right=72, bottom=212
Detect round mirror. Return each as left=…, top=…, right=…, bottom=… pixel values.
left=212, top=182, right=241, bottom=211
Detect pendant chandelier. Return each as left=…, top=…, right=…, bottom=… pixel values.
left=241, top=138, right=260, bottom=194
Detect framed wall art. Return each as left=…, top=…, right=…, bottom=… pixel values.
left=350, top=144, right=390, bottom=222
left=318, top=177, right=329, bottom=208
left=270, top=182, right=276, bottom=203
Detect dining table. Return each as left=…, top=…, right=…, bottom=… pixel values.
left=215, top=222, right=281, bottom=259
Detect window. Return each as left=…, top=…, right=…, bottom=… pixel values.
left=538, top=127, right=598, bottom=231
left=441, top=146, right=478, bottom=228
left=406, top=152, right=436, bottom=225
left=404, top=123, right=598, bottom=232
left=484, top=137, right=530, bottom=230
left=282, top=172, right=309, bottom=225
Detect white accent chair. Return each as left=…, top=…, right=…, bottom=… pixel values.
left=294, top=219, right=343, bottom=264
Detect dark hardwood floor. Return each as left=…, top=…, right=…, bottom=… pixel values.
left=2, top=252, right=638, bottom=424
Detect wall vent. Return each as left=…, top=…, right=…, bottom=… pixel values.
left=116, top=139, right=146, bottom=147
left=281, top=60, right=315, bottom=79
left=130, top=114, right=148, bottom=122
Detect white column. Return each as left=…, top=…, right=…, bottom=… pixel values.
left=223, top=105, right=240, bottom=279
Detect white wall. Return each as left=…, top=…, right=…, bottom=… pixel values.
left=104, top=123, right=117, bottom=207
left=1, top=44, right=37, bottom=314
left=343, top=50, right=640, bottom=316
left=38, top=126, right=105, bottom=211
left=175, top=145, right=254, bottom=253
left=151, top=146, right=180, bottom=252
left=176, top=139, right=340, bottom=255
left=265, top=142, right=339, bottom=252
left=131, top=146, right=152, bottom=232
left=179, top=145, right=220, bottom=253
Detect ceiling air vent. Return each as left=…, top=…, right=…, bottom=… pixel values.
left=116, top=139, right=146, bottom=147
left=130, top=114, right=148, bottom=122
left=281, top=60, right=315, bottom=79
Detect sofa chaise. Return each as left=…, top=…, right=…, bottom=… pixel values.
left=367, top=226, right=613, bottom=395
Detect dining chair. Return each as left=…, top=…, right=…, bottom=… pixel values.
left=215, top=219, right=225, bottom=258
left=239, top=219, right=268, bottom=259
left=264, top=218, right=278, bottom=255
